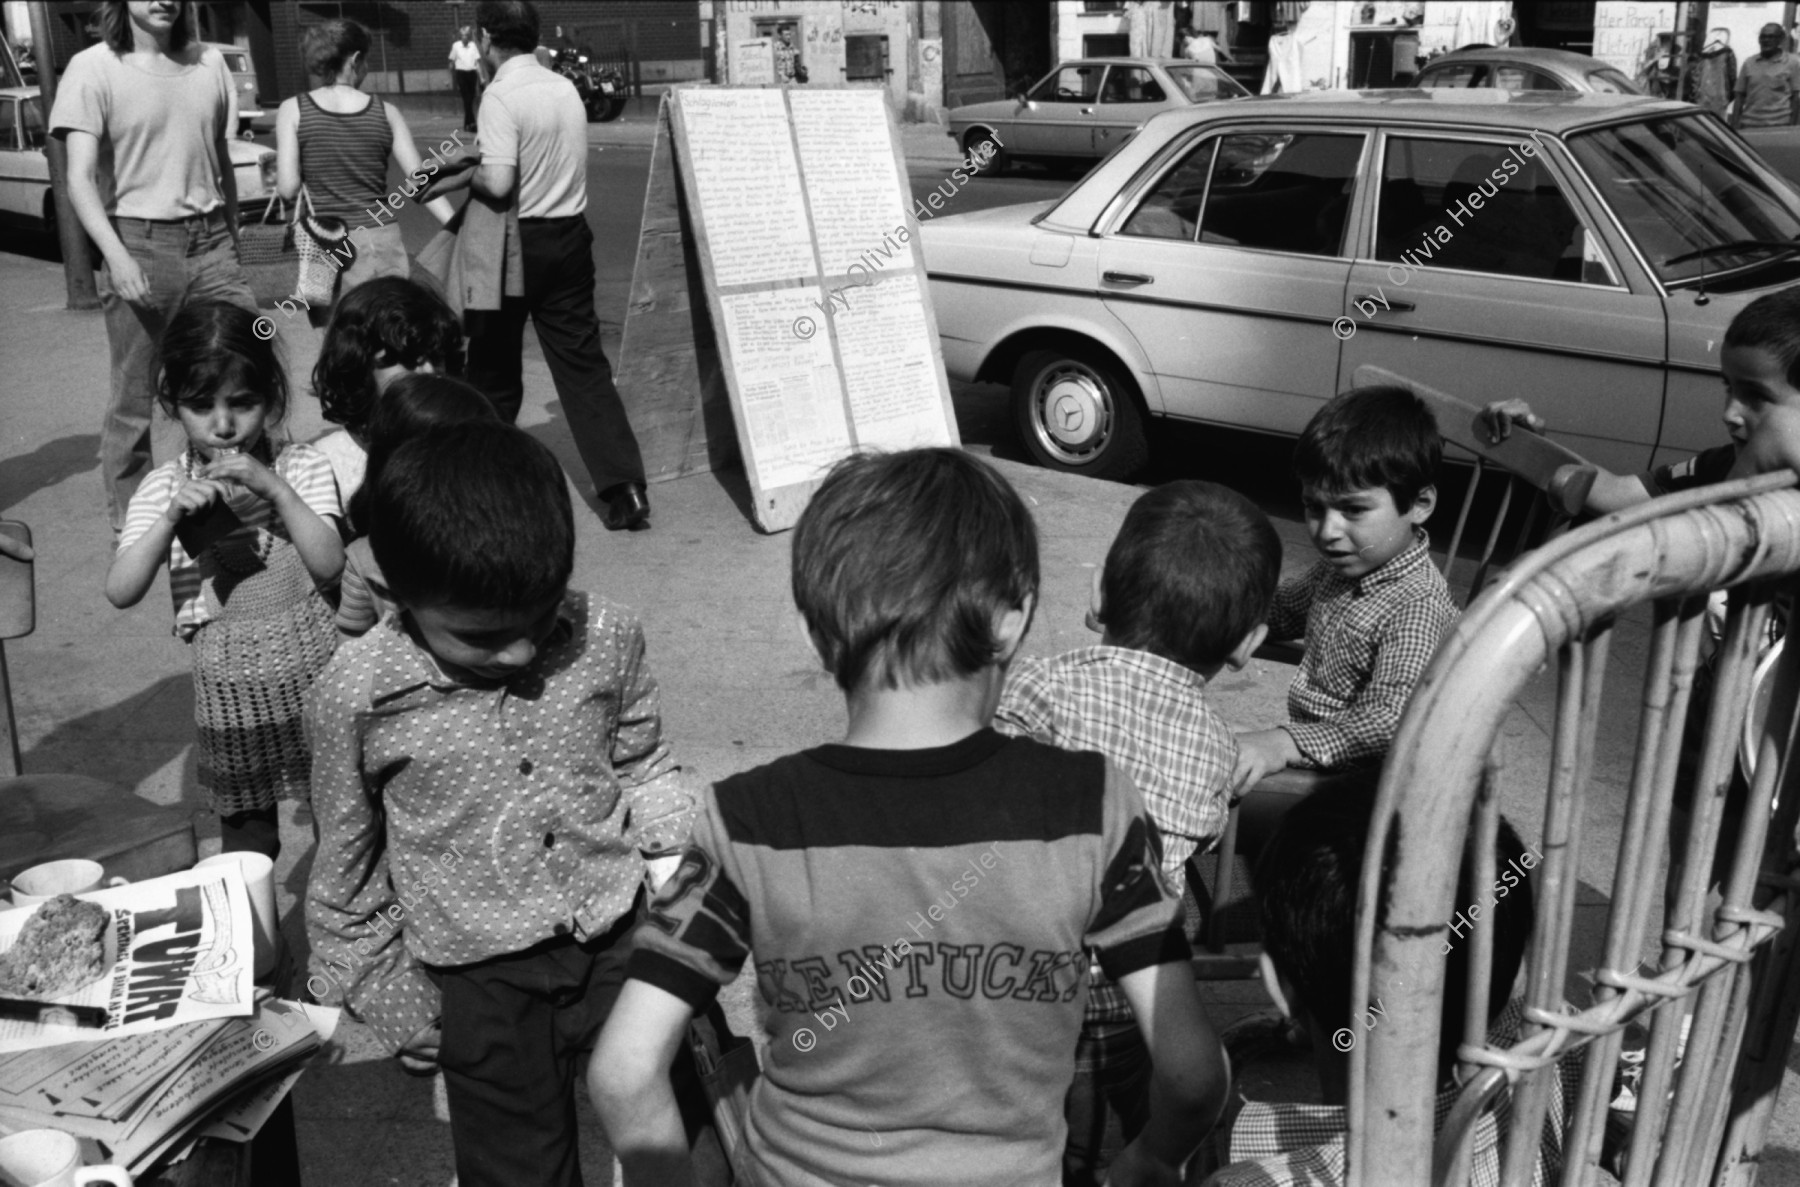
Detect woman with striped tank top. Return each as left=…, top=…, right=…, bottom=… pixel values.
left=274, top=19, right=453, bottom=315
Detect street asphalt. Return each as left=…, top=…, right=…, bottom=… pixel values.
left=1, top=100, right=1795, bottom=1184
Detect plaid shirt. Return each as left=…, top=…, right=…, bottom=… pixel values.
left=995, top=646, right=1233, bottom=1022
left=1206, top=999, right=1577, bottom=1187
left=1267, top=531, right=1457, bottom=769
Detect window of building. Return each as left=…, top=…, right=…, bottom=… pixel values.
left=846, top=34, right=890, bottom=80
left=1083, top=34, right=1131, bottom=57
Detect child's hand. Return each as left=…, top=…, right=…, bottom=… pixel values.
left=164, top=478, right=228, bottom=524
left=1480, top=400, right=1546, bottom=444
left=397, top=1019, right=442, bottom=1077
left=202, top=451, right=285, bottom=502
left=1230, top=729, right=1302, bottom=798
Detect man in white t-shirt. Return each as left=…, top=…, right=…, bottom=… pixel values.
left=448, top=27, right=483, bottom=132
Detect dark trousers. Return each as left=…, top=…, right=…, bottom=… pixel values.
left=465, top=215, right=647, bottom=496
left=454, top=69, right=480, bottom=127
left=432, top=913, right=725, bottom=1187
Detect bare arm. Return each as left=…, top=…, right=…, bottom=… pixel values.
left=275, top=97, right=302, bottom=203
left=106, top=479, right=224, bottom=608
left=590, top=981, right=695, bottom=1186
left=216, top=78, right=241, bottom=230
left=471, top=161, right=517, bottom=203
left=204, top=454, right=345, bottom=584
left=62, top=130, right=146, bottom=302
left=1107, top=961, right=1231, bottom=1185
left=385, top=105, right=456, bottom=225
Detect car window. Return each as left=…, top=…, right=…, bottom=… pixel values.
left=223, top=52, right=249, bottom=72
left=1121, top=131, right=1364, bottom=256
left=0, top=99, right=15, bottom=152
left=1568, top=113, right=1800, bottom=284
left=1376, top=137, right=1617, bottom=284
left=1585, top=67, right=1640, bottom=94
left=1166, top=64, right=1246, bottom=101
left=1101, top=66, right=1165, bottom=104
left=1418, top=63, right=1482, bottom=88
left=20, top=96, right=43, bottom=149
left=1030, top=65, right=1101, bottom=103
left=1490, top=66, right=1564, bottom=91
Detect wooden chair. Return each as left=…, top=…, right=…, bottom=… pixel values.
left=1191, top=368, right=1596, bottom=979
left=1346, top=472, right=1800, bottom=1185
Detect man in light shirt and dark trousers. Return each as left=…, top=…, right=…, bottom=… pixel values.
left=448, top=27, right=483, bottom=132
left=462, top=0, right=653, bottom=531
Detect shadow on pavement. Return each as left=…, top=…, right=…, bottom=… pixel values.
left=20, top=670, right=197, bottom=797
left=0, top=432, right=100, bottom=509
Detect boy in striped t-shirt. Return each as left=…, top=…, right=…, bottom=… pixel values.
left=591, top=448, right=1230, bottom=1186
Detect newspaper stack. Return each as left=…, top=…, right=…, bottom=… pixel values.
left=0, top=998, right=331, bottom=1174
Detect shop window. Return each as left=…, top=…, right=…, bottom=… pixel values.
left=846, top=34, right=890, bottom=81
left=1084, top=34, right=1131, bottom=57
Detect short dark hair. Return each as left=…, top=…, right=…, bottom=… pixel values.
left=156, top=300, right=290, bottom=426
left=300, top=19, right=370, bottom=82
left=792, top=448, right=1039, bottom=692
left=1100, top=481, right=1281, bottom=671
left=1725, top=284, right=1800, bottom=389
left=369, top=422, right=572, bottom=611
left=312, top=278, right=464, bottom=432
left=477, top=1, right=540, bottom=52
left=1293, top=386, right=1442, bottom=511
left=347, top=374, right=498, bottom=533
left=100, top=1, right=193, bottom=54
left=1254, top=781, right=1534, bottom=1080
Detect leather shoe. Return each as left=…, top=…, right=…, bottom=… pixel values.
left=600, top=482, right=651, bottom=531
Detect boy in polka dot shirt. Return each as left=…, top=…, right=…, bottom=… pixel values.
left=303, top=423, right=714, bottom=1187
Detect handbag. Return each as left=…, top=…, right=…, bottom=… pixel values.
left=293, top=186, right=351, bottom=307
left=237, top=195, right=294, bottom=268
left=686, top=1009, right=761, bottom=1184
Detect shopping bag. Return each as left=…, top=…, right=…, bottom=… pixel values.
left=294, top=186, right=350, bottom=307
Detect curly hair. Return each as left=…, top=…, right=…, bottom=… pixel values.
left=311, top=278, right=464, bottom=432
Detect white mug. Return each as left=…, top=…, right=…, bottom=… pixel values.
left=0, top=1129, right=131, bottom=1187
left=194, top=852, right=279, bottom=981
left=9, top=861, right=126, bottom=910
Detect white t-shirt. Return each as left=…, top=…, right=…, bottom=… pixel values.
left=450, top=40, right=482, bottom=72
left=49, top=42, right=235, bottom=220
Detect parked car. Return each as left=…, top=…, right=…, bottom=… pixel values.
left=202, top=41, right=264, bottom=135
left=947, top=57, right=1248, bottom=174
left=0, top=86, right=276, bottom=248
left=921, top=91, right=1800, bottom=480
left=1414, top=47, right=1643, bottom=95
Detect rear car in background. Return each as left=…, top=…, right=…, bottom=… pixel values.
left=203, top=41, right=263, bottom=135
left=948, top=57, right=1248, bottom=174
left=1414, top=47, right=1643, bottom=94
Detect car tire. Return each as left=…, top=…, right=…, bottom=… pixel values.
left=1011, top=347, right=1149, bottom=481
left=598, top=96, right=627, bottom=122
left=963, top=128, right=1008, bottom=176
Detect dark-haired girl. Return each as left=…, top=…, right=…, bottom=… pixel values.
left=310, top=276, right=465, bottom=508
left=106, top=300, right=344, bottom=860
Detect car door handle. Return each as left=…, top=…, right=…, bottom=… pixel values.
left=1081, top=106, right=1096, bottom=114
left=1355, top=293, right=1416, bottom=312
left=1104, top=271, right=1154, bottom=285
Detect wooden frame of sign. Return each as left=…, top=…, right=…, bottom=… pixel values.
left=617, top=86, right=959, bottom=533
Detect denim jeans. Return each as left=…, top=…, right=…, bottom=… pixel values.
left=99, top=210, right=254, bottom=533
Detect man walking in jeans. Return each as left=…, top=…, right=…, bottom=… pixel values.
left=465, top=0, right=652, bottom=531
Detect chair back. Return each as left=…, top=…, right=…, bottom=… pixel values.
left=1347, top=474, right=1800, bottom=1186
left=0, top=521, right=33, bottom=777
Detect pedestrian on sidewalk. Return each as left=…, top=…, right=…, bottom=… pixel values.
left=460, top=0, right=653, bottom=531
left=449, top=26, right=483, bottom=132
left=1733, top=22, right=1800, bottom=129
left=51, top=0, right=256, bottom=536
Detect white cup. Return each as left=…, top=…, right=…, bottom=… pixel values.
left=0, top=1129, right=131, bottom=1187
left=194, top=853, right=278, bottom=981
left=9, top=861, right=126, bottom=910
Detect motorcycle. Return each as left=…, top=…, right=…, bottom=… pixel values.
left=547, top=42, right=628, bottom=123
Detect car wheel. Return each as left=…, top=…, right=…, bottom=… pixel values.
left=963, top=128, right=1008, bottom=176
left=598, top=96, right=627, bottom=122
left=1011, top=348, right=1148, bottom=481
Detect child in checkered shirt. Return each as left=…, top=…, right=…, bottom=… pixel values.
left=992, top=480, right=1281, bottom=1186
left=1231, top=387, right=1459, bottom=795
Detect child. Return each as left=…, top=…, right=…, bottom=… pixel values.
left=335, top=373, right=498, bottom=637
left=106, top=300, right=345, bottom=861
left=304, top=422, right=708, bottom=1186
left=1231, top=386, right=1459, bottom=794
left=309, top=276, right=466, bottom=518
left=991, top=479, right=1280, bottom=1187
left=1204, top=781, right=1573, bottom=1186
left=590, top=448, right=1230, bottom=1187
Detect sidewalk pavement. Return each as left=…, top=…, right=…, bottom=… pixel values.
left=2, top=237, right=1796, bottom=1181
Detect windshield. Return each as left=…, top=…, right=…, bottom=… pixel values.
left=1166, top=64, right=1247, bottom=102
left=1567, top=112, right=1800, bottom=284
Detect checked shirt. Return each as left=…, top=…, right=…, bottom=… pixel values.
left=1267, top=531, right=1458, bottom=769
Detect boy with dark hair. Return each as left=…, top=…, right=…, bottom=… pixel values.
left=1232, top=386, right=1458, bottom=792
left=591, top=448, right=1230, bottom=1186
left=305, top=423, right=711, bottom=1187
left=1205, top=782, right=1569, bottom=1186
left=992, top=480, right=1281, bottom=1186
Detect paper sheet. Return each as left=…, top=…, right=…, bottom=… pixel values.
left=718, top=288, right=851, bottom=488
left=677, top=89, right=818, bottom=288
left=787, top=89, right=912, bottom=279
left=833, top=273, right=956, bottom=452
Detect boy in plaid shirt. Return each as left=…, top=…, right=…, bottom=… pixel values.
left=994, top=480, right=1282, bottom=1187
left=1231, top=387, right=1458, bottom=794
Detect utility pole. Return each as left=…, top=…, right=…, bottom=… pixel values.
left=28, top=1, right=97, bottom=309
